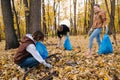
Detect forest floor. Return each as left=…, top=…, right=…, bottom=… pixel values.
left=0, top=34, right=120, bottom=80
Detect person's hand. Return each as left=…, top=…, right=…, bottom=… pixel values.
left=43, top=62, right=52, bottom=68
left=88, top=28, right=93, bottom=36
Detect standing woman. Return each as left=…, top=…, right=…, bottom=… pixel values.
left=86, top=4, right=106, bottom=58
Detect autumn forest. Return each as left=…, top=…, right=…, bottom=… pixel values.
left=0, top=0, right=120, bottom=80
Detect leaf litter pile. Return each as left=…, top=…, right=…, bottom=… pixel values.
left=0, top=35, right=120, bottom=80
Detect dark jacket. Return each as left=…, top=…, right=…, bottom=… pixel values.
left=14, top=36, right=35, bottom=64
left=57, top=25, right=70, bottom=38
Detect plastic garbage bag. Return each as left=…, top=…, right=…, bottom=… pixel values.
left=63, top=35, right=72, bottom=50
left=98, top=34, right=113, bottom=54
left=36, top=42, right=48, bottom=59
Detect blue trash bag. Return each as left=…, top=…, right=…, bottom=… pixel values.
left=36, top=42, right=48, bottom=59
left=63, top=35, right=72, bottom=50
left=98, top=34, right=113, bottom=54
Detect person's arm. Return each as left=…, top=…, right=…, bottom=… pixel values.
left=26, top=44, right=51, bottom=68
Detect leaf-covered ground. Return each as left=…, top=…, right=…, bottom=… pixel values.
left=0, top=35, right=120, bottom=80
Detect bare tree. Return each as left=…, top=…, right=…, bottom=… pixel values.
left=11, top=0, right=21, bottom=40
left=57, top=0, right=60, bottom=27
left=53, top=0, right=57, bottom=36
left=84, top=0, right=88, bottom=34
left=117, top=0, right=120, bottom=32
left=69, top=0, right=73, bottom=35
left=47, top=0, right=50, bottom=34
left=73, top=0, right=77, bottom=35
left=42, top=0, right=47, bottom=35
left=0, top=22, right=1, bottom=42
left=88, top=0, right=94, bottom=30
left=23, top=0, right=30, bottom=33
left=105, top=0, right=117, bottom=45
left=1, top=0, right=19, bottom=50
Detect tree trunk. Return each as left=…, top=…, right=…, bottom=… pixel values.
left=70, top=0, right=73, bottom=35
left=29, top=0, right=41, bottom=34
left=12, top=0, right=21, bottom=40
left=42, top=0, right=47, bottom=35
left=117, top=0, right=120, bottom=32
left=84, top=0, right=87, bottom=34
left=0, top=23, right=1, bottom=42
left=73, top=0, right=77, bottom=35
left=105, top=0, right=117, bottom=45
left=110, top=0, right=117, bottom=45
left=87, top=0, right=90, bottom=31
left=88, top=0, right=94, bottom=29
left=118, top=0, right=120, bottom=32
left=53, top=0, right=57, bottom=37
left=23, top=0, right=30, bottom=33
left=1, top=0, right=19, bottom=50
left=58, top=1, right=60, bottom=27
left=47, top=0, right=50, bottom=35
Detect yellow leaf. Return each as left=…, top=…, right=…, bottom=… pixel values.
left=64, top=66, right=72, bottom=72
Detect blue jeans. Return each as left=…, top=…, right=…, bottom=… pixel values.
left=88, top=28, right=102, bottom=49
left=18, top=57, right=39, bottom=69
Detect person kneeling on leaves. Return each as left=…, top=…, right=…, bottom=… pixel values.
left=14, top=31, right=52, bottom=71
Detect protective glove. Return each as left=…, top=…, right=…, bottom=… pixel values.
left=88, top=28, right=93, bottom=36
left=43, top=62, right=52, bottom=68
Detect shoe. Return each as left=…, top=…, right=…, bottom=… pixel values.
left=17, top=66, right=26, bottom=73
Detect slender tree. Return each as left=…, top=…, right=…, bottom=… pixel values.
left=73, top=0, right=77, bottom=35
left=105, top=0, right=117, bottom=45
left=84, top=0, right=87, bottom=34
left=53, top=0, right=57, bottom=36
left=88, top=0, right=94, bottom=30
left=47, top=0, right=50, bottom=34
left=23, top=0, right=30, bottom=33
left=57, top=0, right=60, bottom=27
left=0, top=22, right=1, bottom=42
left=70, top=0, right=73, bottom=35
left=1, top=0, right=19, bottom=50
left=118, top=0, right=120, bottom=32
left=12, top=0, right=21, bottom=40
left=42, top=0, right=47, bottom=35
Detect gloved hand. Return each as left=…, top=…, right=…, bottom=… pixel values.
left=88, top=28, right=93, bottom=36
left=43, top=62, right=52, bottom=68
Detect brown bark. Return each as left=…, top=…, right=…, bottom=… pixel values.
left=29, top=0, right=41, bottom=34
left=1, top=0, right=19, bottom=50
